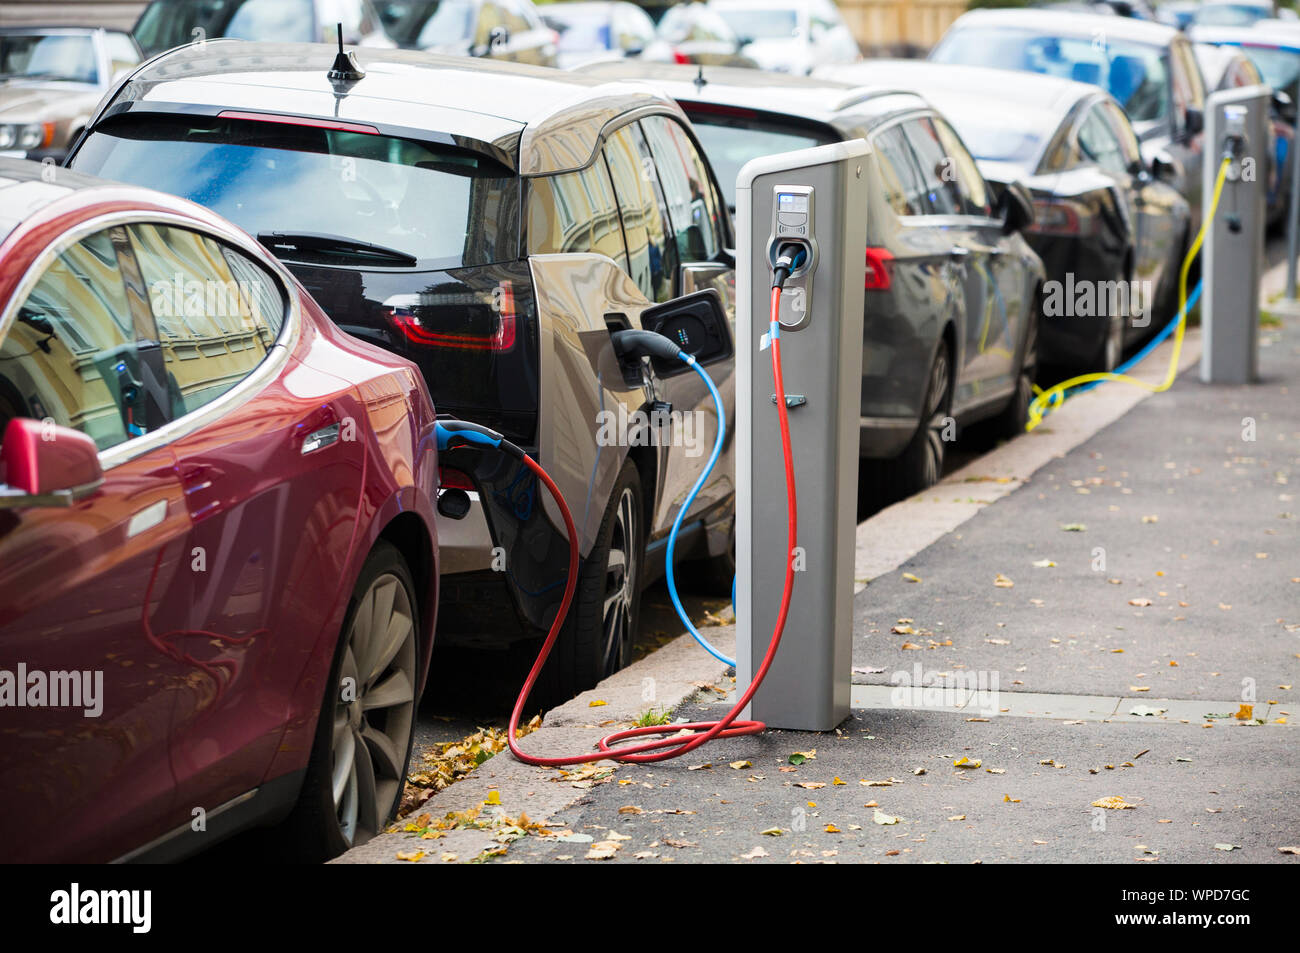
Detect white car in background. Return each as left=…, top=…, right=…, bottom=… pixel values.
left=709, top=0, right=859, bottom=73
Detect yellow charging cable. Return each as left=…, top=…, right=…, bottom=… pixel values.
left=1025, top=155, right=1233, bottom=431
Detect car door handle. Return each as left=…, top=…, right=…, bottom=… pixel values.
left=949, top=246, right=970, bottom=258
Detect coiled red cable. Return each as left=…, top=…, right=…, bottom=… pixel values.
left=508, top=286, right=796, bottom=766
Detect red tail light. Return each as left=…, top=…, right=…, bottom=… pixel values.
left=672, top=48, right=691, bottom=64
left=1027, top=197, right=1094, bottom=236
left=439, top=466, right=475, bottom=491
left=216, top=109, right=379, bottom=135
left=864, top=247, right=893, bottom=290
left=385, top=280, right=516, bottom=351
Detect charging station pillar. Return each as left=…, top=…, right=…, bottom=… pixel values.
left=1202, top=86, right=1269, bottom=385
left=735, top=141, right=869, bottom=731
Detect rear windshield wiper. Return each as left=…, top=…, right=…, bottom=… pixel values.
left=256, top=232, right=418, bottom=266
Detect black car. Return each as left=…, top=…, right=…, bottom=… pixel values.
left=581, top=62, right=1045, bottom=500
left=931, top=9, right=1209, bottom=234
left=69, top=43, right=738, bottom=700
left=820, top=60, right=1191, bottom=372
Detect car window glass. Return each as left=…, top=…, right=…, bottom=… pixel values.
left=1078, top=107, right=1127, bottom=175
left=128, top=224, right=275, bottom=418
left=527, top=160, right=628, bottom=270
left=415, top=0, right=478, bottom=44
left=224, top=0, right=317, bottom=43
left=1100, top=100, right=1142, bottom=169
left=872, top=124, right=929, bottom=217
left=932, top=117, right=991, bottom=216
left=902, top=117, right=960, bottom=215
left=1, top=228, right=147, bottom=451
left=640, top=115, right=724, bottom=263
left=604, top=124, right=675, bottom=302
left=1175, top=41, right=1206, bottom=108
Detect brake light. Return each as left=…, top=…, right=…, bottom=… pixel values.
left=439, top=465, right=475, bottom=491
left=672, top=48, right=691, bottom=64
left=385, top=280, right=517, bottom=351
left=216, top=109, right=380, bottom=135
left=1027, top=197, right=1093, bottom=236
left=864, top=247, right=893, bottom=290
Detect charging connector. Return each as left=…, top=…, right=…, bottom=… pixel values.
left=771, top=241, right=808, bottom=291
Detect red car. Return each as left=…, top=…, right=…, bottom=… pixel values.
left=0, top=159, right=439, bottom=862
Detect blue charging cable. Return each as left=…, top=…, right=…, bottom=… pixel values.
left=663, top=351, right=736, bottom=666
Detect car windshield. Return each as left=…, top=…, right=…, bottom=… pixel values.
left=1238, top=45, right=1300, bottom=96
left=415, top=0, right=477, bottom=46
left=686, top=111, right=836, bottom=207
left=0, top=33, right=98, bottom=84
left=133, top=0, right=316, bottom=54
left=717, top=8, right=799, bottom=40
left=548, top=10, right=613, bottom=52
left=932, top=27, right=1169, bottom=123
left=72, top=113, right=517, bottom=267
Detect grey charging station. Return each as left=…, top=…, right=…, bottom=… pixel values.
left=735, top=141, right=869, bottom=731
left=1202, top=86, right=1269, bottom=385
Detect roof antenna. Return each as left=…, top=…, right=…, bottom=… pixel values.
left=693, top=65, right=707, bottom=92
left=328, top=23, right=365, bottom=83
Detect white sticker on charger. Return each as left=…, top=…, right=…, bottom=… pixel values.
left=760, top=332, right=771, bottom=350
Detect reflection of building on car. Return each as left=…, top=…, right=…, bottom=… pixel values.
left=0, top=159, right=440, bottom=863
left=582, top=61, right=1043, bottom=502
left=820, top=60, right=1192, bottom=374
left=0, top=26, right=141, bottom=162
left=68, top=44, right=738, bottom=700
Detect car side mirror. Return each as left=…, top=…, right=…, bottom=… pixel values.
left=998, top=182, right=1034, bottom=234
left=1150, top=150, right=1178, bottom=184
left=0, top=418, right=103, bottom=509
left=638, top=289, right=733, bottom=377
left=1184, top=106, right=1204, bottom=138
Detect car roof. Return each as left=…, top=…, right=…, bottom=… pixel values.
left=576, top=61, right=924, bottom=134
left=0, top=26, right=119, bottom=35
left=102, top=41, right=688, bottom=176
left=818, top=60, right=1096, bottom=119
left=1190, top=23, right=1300, bottom=49
left=948, top=8, right=1181, bottom=46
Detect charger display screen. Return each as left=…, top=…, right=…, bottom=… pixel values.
left=778, top=193, right=809, bottom=213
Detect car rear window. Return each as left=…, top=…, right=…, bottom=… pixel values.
left=684, top=110, right=837, bottom=208
left=932, top=27, right=1170, bottom=123
left=73, top=113, right=518, bottom=268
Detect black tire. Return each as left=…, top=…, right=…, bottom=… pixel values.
left=991, top=297, right=1038, bottom=440
left=537, top=458, right=644, bottom=703
left=278, top=540, right=420, bottom=862
left=861, top=341, right=952, bottom=504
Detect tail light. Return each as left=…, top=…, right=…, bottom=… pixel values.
left=384, top=279, right=516, bottom=351
left=439, top=465, right=475, bottom=491
left=864, top=247, right=893, bottom=290
left=1027, top=197, right=1095, bottom=236
left=672, top=48, right=691, bottom=64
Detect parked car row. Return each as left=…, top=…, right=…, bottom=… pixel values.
left=0, top=0, right=1279, bottom=866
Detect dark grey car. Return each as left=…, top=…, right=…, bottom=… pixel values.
left=581, top=62, right=1045, bottom=502
left=931, top=9, right=1209, bottom=233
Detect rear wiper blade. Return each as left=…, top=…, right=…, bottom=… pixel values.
left=256, top=231, right=417, bottom=266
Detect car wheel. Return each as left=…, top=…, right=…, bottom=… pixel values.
left=1095, top=315, right=1123, bottom=373
left=992, top=301, right=1038, bottom=440
left=281, top=540, right=419, bottom=861
left=540, top=458, right=644, bottom=703
left=862, top=343, right=951, bottom=505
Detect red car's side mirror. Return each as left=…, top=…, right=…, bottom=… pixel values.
left=0, top=418, right=104, bottom=508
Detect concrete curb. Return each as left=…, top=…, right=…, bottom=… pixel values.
left=332, top=628, right=736, bottom=863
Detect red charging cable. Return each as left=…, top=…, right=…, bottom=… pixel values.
left=508, top=286, right=796, bottom=766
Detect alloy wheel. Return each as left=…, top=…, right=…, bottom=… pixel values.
left=921, top=350, right=951, bottom=488
left=600, top=486, right=639, bottom=676
left=331, top=572, right=417, bottom=846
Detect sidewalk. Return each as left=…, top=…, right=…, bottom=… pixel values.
left=338, top=284, right=1298, bottom=865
